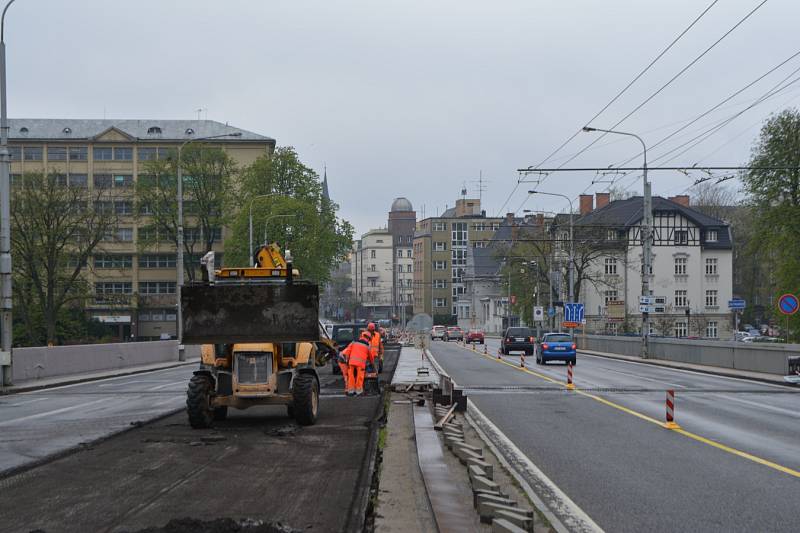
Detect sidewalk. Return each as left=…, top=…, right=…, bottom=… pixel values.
left=579, top=348, right=789, bottom=385
left=2, top=357, right=200, bottom=394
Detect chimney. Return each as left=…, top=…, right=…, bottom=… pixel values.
left=536, top=213, right=544, bottom=226
left=596, top=192, right=610, bottom=209
left=505, top=212, right=514, bottom=224
left=579, top=194, right=593, bottom=216
left=669, top=195, right=690, bottom=207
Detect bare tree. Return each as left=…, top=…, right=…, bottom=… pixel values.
left=12, top=172, right=118, bottom=345
left=691, top=182, right=739, bottom=221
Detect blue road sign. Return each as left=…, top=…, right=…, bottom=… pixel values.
left=778, top=293, right=799, bottom=315
left=547, top=307, right=556, bottom=318
left=564, top=303, right=584, bottom=323
left=728, top=298, right=746, bottom=310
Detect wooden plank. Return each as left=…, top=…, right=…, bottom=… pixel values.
left=434, top=403, right=457, bottom=431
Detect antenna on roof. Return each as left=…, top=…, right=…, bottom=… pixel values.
left=471, top=170, right=489, bottom=202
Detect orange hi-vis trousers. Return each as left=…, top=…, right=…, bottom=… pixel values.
left=348, top=364, right=365, bottom=393
left=338, top=362, right=349, bottom=393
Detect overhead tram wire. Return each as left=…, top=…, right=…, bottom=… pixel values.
left=553, top=0, right=770, bottom=173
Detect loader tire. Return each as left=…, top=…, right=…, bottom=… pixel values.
left=287, top=404, right=295, bottom=419
left=187, top=374, right=214, bottom=429
left=213, top=406, right=228, bottom=421
left=292, top=373, right=318, bottom=426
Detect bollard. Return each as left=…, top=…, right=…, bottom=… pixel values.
left=497, top=348, right=501, bottom=360
left=566, top=361, right=575, bottom=390
left=484, top=344, right=488, bottom=355
left=520, top=353, right=525, bottom=368
left=665, top=389, right=680, bottom=429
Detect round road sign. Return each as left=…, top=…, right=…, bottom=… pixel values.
left=778, top=293, right=799, bottom=315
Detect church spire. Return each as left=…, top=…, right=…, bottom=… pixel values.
left=322, top=165, right=330, bottom=201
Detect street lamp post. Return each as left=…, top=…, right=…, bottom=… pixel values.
left=175, top=132, right=241, bottom=361
left=0, top=0, right=15, bottom=387
left=261, top=213, right=300, bottom=247
left=528, top=191, right=574, bottom=306
left=583, top=126, right=651, bottom=358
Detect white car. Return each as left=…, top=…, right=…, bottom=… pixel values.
left=430, top=325, right=446, bottom=340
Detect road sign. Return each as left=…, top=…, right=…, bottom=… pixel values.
left=562, top=321, right=579, bottom=329
left=533, top=306, right=544, bottom=321
left=639, top=305, right=655, bottom=313
left=547, top=307, right=555, bottom=318
left=639, top=296, right=654, bottom=305
left=778, top=293, right=799, bottom=315
left=728, top=298, right=746, bottom=310
left=564, top=303, right=584, bottom=323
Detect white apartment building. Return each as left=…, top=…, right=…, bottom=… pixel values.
left=350, top=228, right=394, bottom=319
left=574, top=194, right=734, bottom=339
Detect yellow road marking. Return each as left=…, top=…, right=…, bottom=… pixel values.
left=452, top=341, right=800, bottom=479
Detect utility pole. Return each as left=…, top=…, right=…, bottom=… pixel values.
left=0, top=0, right=15, bottom=387
left=583, top=127, right=650, bottom=359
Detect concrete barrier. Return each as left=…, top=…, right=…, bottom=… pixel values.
left=11, top=341, right=200, bottom=382
left=577, top=335, right=799, bottom=375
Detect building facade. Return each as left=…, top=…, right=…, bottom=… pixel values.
left=350, top=228, right=394, bottom=319
left=8, top=119, right=275, bottom=340
left=387, top=198, right=416, bottom=324
left=412, top=197, right=502, bottom=320
left=574, top=193, right=734, bottom=339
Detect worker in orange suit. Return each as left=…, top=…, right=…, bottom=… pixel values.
left=334, top=345, right=350, bottom=395
left=367, top=322, right=383, bottom=371
left=342, top=331, right=371, bottom=396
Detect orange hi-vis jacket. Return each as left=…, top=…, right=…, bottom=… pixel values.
left=342, top=339, right=370, bottom=368
left=369, top=331, right=383, bottom=360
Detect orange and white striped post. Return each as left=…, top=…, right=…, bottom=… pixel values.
left=566, top=361, right=575, bottom=390
left=665, top=389, right=680, bottom=429
left=520, top=352, right=525, bottom=368
left=484, top=344, right=488, bottom=354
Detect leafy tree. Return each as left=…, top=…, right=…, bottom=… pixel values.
left=135, top=145, right=237, bottom=281
left=742, top=108, right=800, bottom=339
left=225, top=147, right=353, bottom=283
left=11, top=172, right=118, bottom=345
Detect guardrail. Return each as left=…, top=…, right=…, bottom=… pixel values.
left=11, top=341, right=199, bottom=382
left=577, top=334, right=799, bottom=375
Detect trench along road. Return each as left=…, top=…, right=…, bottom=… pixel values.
left=429, top=338, right=800, bottom=533
left=0, top=349, right=398, bottom=533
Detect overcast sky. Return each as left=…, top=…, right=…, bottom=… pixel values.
left=6, top=0, right=798, bottom=234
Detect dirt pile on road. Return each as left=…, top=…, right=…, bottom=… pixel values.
left=127, top=517, right=301, bottom=533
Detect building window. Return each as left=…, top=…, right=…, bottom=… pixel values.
left=473, top=222, right=486, bottom=231
left=452, top=222, right=467, bottom=247
left=406, top=249, right=412, bottom=258
left=370, top=250, right=376, bottom=259
left=47, top=146, right=67, bottom=161
left=139, top=147, right=157, bottom=161
left=674, top=321, right=688, bottom=338
left=68, top=174, right=88, bottom=188
left=140, top=281, right=177, bottom=294
left=8, top=146, right=20, bottom=160
left=94, top=255, right=133, bottom=269
left=434, top=279, right=446, bottom=289
left=604, top=257, right=617, bottom=275
left=139, top=254, right=176, bottom=268
left=69, top=146, right=88, bottom=160
left=104, top=227, right=134, bottom=242
left=114, top=201, right=133, bottom=215
left=114, top=174, right=133, bottom=188
left=674, top=257, right=687, bottom=275
left=433, top=222, right=446, bottom=232
left=23, top=146, right=43, bottom=161
left=95, top=281, right=133, bottom=294
left=114, top=147, right=133, bottom=160
left=705, top=258, right=718, bottom=275
left=397, top=249, right=403, bottom=258
left=674, top=290, right=687, bottom=307
left=606, top=229, right=618, bottom=241
left=93, top=174, right=112, bottom=188
left=157, top=147, right=175, bottom=160
left=674, top=230, right=688, bottom=245
left=398, top=264, right=403, bottom=273
left=473, top=241, right=487, bottom=248
left=94, top=147, right=113, bottom=161
left=434, top=241, right=446, bottom=251
left=370, top=264, right=376, bottom=272
left=406, top=264, right=412, bottom=273
left=706, top=321, right=718, bottom=338
left=706, top=230, right=718, bottom=242
left=434, top=261, right=446, bottom=270
left=603, top=290, right=618, bottom=305
left=434, top=297, right=447, bottom=308
left=369, top=279, right=376, bottom=287
left=705, top=290, right=718, bottom=308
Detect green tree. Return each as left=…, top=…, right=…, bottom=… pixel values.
left=225, top=147, right=353, bottom=283
left=11, top=172, right=118, bottom=345
left=742, top=108, right=800, bottom=339
left=135, top=145, right=237, bottom=281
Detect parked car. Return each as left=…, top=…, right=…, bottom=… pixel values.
left=500, top=327, right=535, bottom=355
left=444, top=326, right=463, bottom=342
left=431, top=325, right=446, bottom=341
left=466, top=329, right=485, bottom=344
left=537, top=332, right=576, bottom=365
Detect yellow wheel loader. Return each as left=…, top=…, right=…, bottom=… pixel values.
left=182, top=244, right=335, bottom=428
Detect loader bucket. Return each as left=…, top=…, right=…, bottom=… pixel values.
left=181, top=280, right=319, bottom=344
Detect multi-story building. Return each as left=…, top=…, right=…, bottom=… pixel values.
left=387, top=197, right=416, bottom=324
left=413, top=197, right=502, bottom=320
left=8, top=119, right=275, bottom=340
left=350, top=228, right=394, bottom=319
left=573, top=193, right=734, bottom=339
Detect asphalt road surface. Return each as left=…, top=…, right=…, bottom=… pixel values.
left=429, top=337, right=800, bottom=533
left=0, top=350, right=397, bottom=533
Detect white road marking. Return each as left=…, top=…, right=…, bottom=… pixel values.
left=0, top=399, right=107, bottom=426
left=17, top=366, right=193, bottom=395
left=2, top=397, right=50, bottom=407
left=717, top=394, right=800, bottom=419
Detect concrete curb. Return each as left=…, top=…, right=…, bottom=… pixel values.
left=2, top=359, right=199, bottom=395
left=577, top=349, right=793, bottom=387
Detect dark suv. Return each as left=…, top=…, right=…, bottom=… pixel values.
left=500, top=327, right=536, bottom=355
left=330, top=324, right=363, bottom=374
